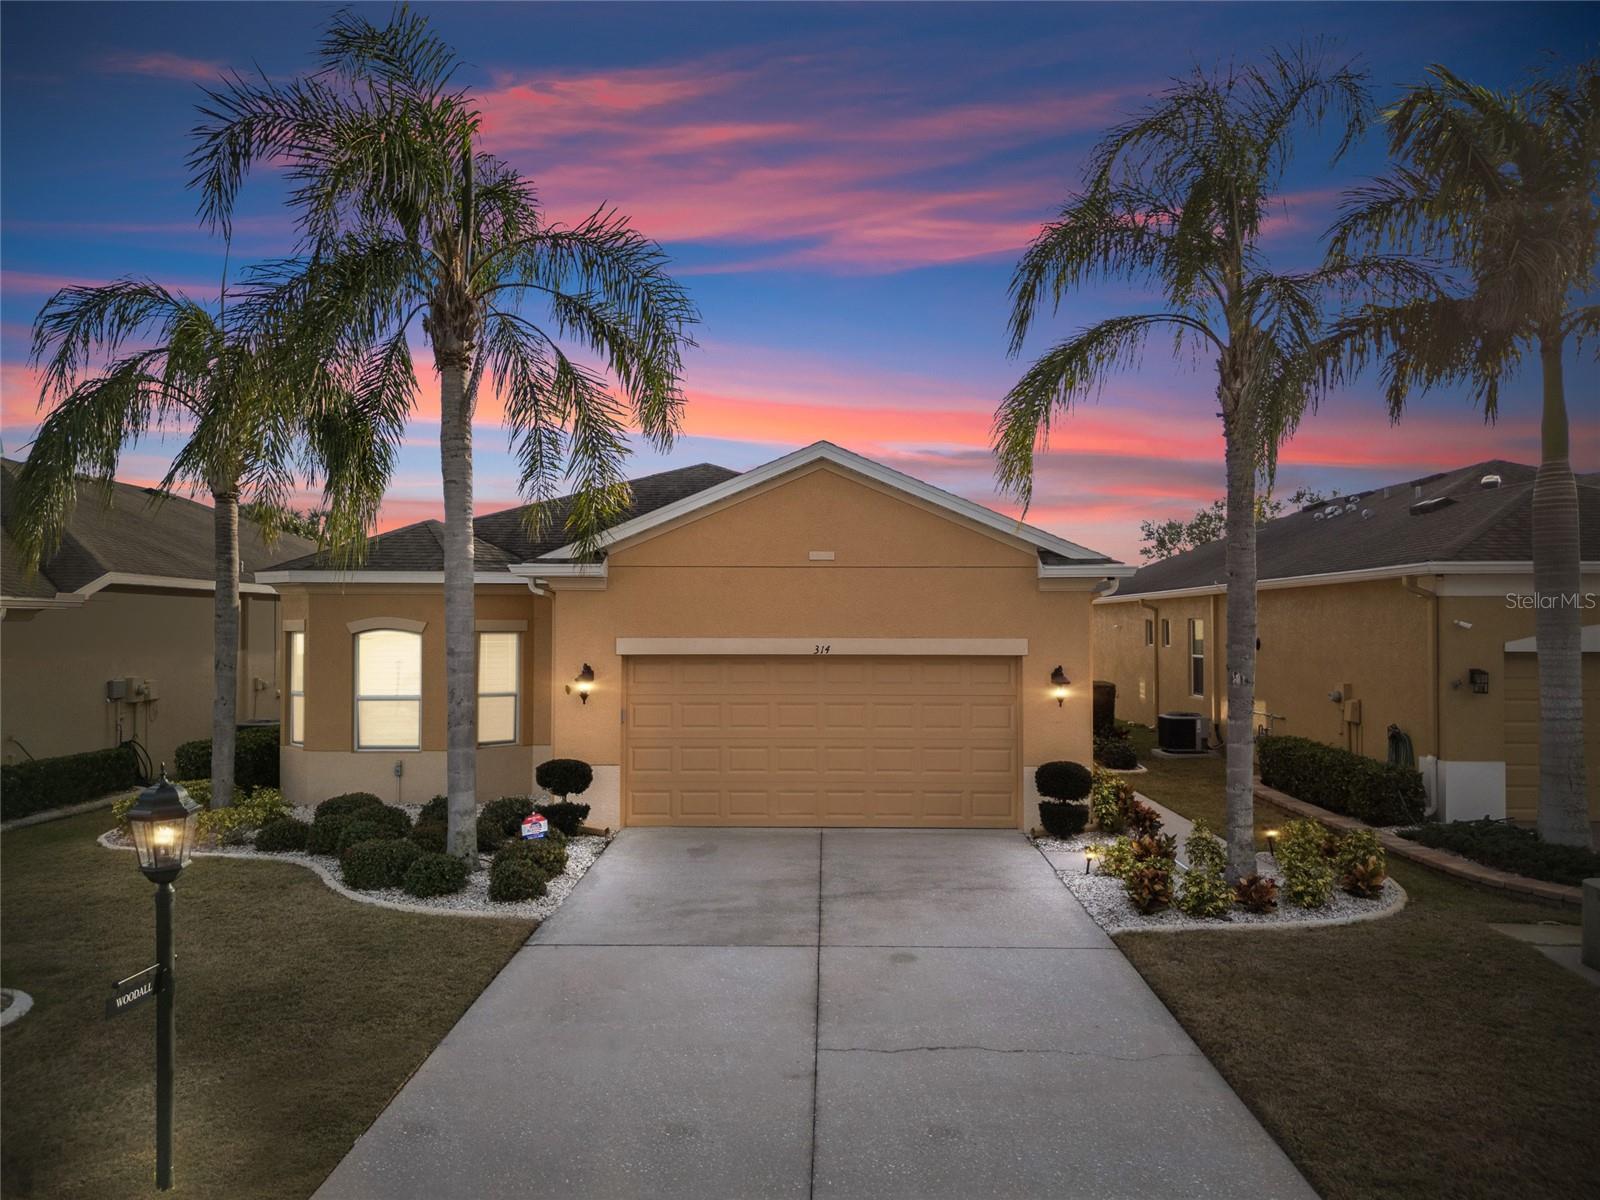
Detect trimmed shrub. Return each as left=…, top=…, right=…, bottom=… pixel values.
left=481, top=795, right=535, bottom=837
left=198, top=786, right=289, bottom=845
left=402, top=852, right=470, bottom=898
left=1089, top=768, right=1132, bottom=833
left=1399, top=819, right=1600, bottom=888
left=307, top=813, right=353, bottom=856
left=1175, top=822, right=1232, bottom=919
left=1335, top=828, right=1388, bottom=897
left=534, top=800, right=592, bottom=837
left=499, top=836, right=568, bottom=877
left=409, top=820, right=447, bottom=854
left=1091, top=680, right=1117, bottom=738
left=1123, top=798, right=1163, bottom=838
left=536, top=758, right=594, bottom=799
left=315, top=792, right=384, bottom=823
left=1129, top=832, right=1178, bottom=864
left=1278, top=819, right=1335, bottom=909
left=1125, top=863, right=1173, bottom=913
left=1233, top=873, right=1280, bottom=913
left=1034, top=761, right=1093, bottom=802
left=1038, top=801, right=1089, bottom=839
left=1, top=743, right=141, bottom=821
left=488, top=845, right=550, bottom=902
left=417, top=795, right=448, bottom=825
left=340, top=837, right=421, bottom=890
left=1096, top=836, right=1137, bottom=882
left=1257, top=735, right=1426, bottom=826
left=173, top=724, right=281, bottom=790
left=1094, top=736, right=1138, bottom=770
left=255, top=817, right=311, bottom=852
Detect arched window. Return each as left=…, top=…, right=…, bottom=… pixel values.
left=354, top=629, right=422, bottom=750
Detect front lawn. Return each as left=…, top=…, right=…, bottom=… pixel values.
left=1, top=811, right=533, bottom=1199
left=1117, top=725, right=1600, bottom=1200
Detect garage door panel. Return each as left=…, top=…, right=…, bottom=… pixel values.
left=625, top=656, right=1020, bottom=827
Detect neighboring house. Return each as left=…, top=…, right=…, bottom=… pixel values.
left=260, top=441, right=1132, bottom=829
left=1, top=459, right=315, bottom=774
left=1094, top=459, right=1600, bottom=829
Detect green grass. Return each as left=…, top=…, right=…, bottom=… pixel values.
left=1118, top=726, right=1599, bottom=1200
left=1, top=812, right=533, bottom=1199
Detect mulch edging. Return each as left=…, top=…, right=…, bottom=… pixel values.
left=1, top=790, right=136, bottom=832
left=1252, top=781, right=1583, bottom=907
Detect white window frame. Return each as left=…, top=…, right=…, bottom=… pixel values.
left=353, top=628, right=423, bottom=751
left=1188, top=617, right=1206, bottom=697
left=287, top=630, right=306, bottom=746
left=476, top=630, right=520, bottom=747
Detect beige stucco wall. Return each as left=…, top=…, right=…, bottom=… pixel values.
left=547, top=463, right=1100, bottom=831
left=272, top=582, right=552, bottom=806
left=1095, top=572, right=1599, bottom=823
left=1, top=586, right=281, bottom=774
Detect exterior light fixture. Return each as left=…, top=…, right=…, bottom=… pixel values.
left=1083, top=846, right=1097, bottom=875
left=1468, top=668, right=1490, bottom=695
left=568, top=663, right=595, bottom=704
left=1265, top=828, right=1279, bottom=858
left=1050, top=665, right=1069, bottom=706
left=121, top=770, right=199, bottom=1191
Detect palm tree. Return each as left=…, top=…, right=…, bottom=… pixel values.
left=1327, top=60, right=1597, bottom=848
left=993, top=49, right=1373, bottom=879
left=12, top=280, right=397, bottom=808
left=188, top=9, right=697, bottom=860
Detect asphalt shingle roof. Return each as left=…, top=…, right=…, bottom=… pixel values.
left=271, top=463, right=742, bottom=573
left=1, top=458, right=318, bottom=598
left=1110, top=459, right=1600, bottom=599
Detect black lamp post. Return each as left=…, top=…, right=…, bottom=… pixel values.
left=124, top=771, right=199, bottom=1191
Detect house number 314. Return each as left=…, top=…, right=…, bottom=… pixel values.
left=813, top=644, right=831, bottom=655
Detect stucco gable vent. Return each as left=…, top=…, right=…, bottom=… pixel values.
left=1480, top=473, right=1502, bottom=489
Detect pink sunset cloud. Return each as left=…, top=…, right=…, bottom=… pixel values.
left=100, top=51, right=224, bottom=82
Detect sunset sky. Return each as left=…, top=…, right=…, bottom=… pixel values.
left=2, top=2, right=1595, bottom=563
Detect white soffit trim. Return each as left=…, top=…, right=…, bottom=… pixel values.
left=537, top=441, right=1118, bottom=564
left=1039, top=562, right=1137, bottom=579
left=1093, top=560, right=1600, bottom=603
left=348, top=616, right=427, bottom=634
left=616, top=637, right=1029, bottom=656
left=1505, top=625, right=1600, bottom=654
left=73, top=572, right=278, bottom=597
left=255, top=570, right=528, bottom=586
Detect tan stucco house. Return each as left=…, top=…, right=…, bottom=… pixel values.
left=1094, top=459, right=1600, bottom=830
left=260, top=442, right=1132, bottom=830
left=1, top=460, right=313, bottom=772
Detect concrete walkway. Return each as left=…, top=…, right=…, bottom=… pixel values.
left=315, top=829, right=1315, bottom=1200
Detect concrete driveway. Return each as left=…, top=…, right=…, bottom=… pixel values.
left=315, top=829, right=1315, bottom=1200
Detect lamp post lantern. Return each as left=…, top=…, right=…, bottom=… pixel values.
left=123, top=770, right=198, bottom=1191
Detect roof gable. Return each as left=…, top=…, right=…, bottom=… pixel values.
left=541, top=441, right=1120, bottom=567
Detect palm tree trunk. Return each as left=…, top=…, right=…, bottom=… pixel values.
left=1532, top=335, right=1591, bottom=848
left=211, top=488, right=239, bottom=808
left=439, top=357, right=478, bottom=861
left=1221, top=403, right=1259, bottom=880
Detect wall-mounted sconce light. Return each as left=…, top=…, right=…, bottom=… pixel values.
left=565, top=663, right=595, bottom=704
left=1050, top=665, right=1069, bottom=707
left=1468, top=668, right=1489, bottom=695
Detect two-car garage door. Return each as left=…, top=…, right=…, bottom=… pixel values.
left=624, top=656, right=1020, bottom=827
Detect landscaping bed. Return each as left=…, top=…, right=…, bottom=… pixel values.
left=1399, top=818, right=1600, bottom=888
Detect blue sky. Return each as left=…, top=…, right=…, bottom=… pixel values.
left=3, top=2, right=1594, bottom=560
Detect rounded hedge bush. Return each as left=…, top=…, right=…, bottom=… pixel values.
left=254, top=816, right=311, bottom=853
left=500, top=836, right=568, bottom=877
left=536, top=758, right=593, bottom=799
left=1094, top=738, right=1138, bottom=770
left=481, top=795, right=535, bottom=837
left=534, top=800, right=591, bottom=837
left=340, top=837, right=421, bottom=891
left=1035, top=761, right=1093, bottom=802
left=1037, top=801, right=1089, bottom=839
left=488, top=847, right=550, bottom=902
left=307, top=813, right=352, bottom=856
left=417, top=795, right=449, bottom=825
left=477, top=812, right=509, bottom=853
left=315, top=792, right=384, bottom=823
left=409, top=820, right=447, bottom=854
left=402, top=852, right=470, bottom=898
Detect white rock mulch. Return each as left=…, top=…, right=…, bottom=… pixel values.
left=1035, top=833, right=1405, bottom=934
left=0, top=988, right=34, bottom=1028
left=98, top=814, right=609, bottom=922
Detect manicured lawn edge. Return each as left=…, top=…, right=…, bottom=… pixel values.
left=1254, top=781, right=1583, bottom=906
left=0, top=788, right=134, bottom=832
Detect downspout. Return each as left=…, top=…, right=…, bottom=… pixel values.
left=1210, top=591, right=1223, bottom=744
left=1402, top=575, right=1440, bottom=816
left=1139, top=598, right=1161, bottom=722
